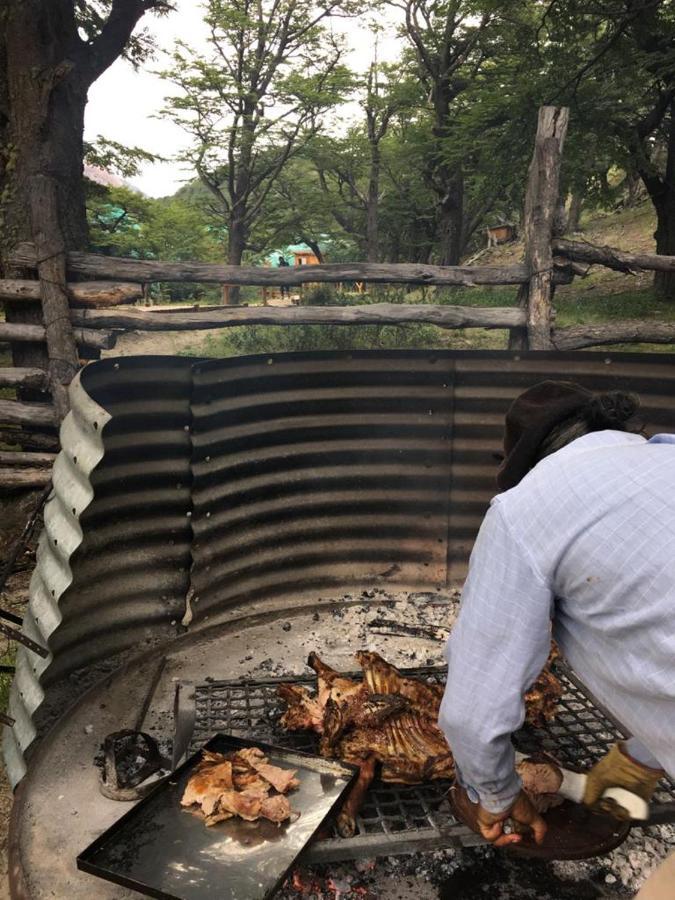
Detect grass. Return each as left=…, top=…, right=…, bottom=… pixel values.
left=180, top=279, right=675, bottom=359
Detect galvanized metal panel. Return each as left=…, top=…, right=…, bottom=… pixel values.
left=189, top=352, right=454, bottom=620
left=4, top=357, right=194, bottom=787
left=5, top=348, right=675, bottom=789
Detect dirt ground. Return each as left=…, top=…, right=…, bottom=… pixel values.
left=0, top=492, right=42, bottom=900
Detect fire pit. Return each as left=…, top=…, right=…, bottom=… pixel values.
left=6, top=350, right=675, bottom=898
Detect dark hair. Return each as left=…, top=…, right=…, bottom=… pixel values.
left=537, top=391, right=641, bottom=461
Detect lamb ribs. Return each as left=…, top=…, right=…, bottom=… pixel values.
left=277, top=648, right=562, bottom=836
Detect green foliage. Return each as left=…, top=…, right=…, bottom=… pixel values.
left=192, top=321, right=456, bottom=357
left=84, top=136, right=162, bottom=179
left=157, top=0, right=355, bottom=264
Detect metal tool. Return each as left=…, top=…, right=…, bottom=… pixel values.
left=172, top=680, right=196, bottom=770
left=515, top=752, right=649, bottom=821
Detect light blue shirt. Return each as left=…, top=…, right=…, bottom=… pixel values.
left=439, top=430, right=675, bottom=812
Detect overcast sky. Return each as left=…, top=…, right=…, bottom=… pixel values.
left=84, top=4, right=405, bottom=198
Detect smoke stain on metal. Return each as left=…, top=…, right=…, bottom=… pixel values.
left=5, top=349, right=675, bottom=790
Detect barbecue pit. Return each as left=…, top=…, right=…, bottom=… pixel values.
left=6, top=350, right=675, bottom=898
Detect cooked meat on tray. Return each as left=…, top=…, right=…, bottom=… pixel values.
left=277, top=649, right=562, bottom=836
left=181, top=747, right=299, bottom=827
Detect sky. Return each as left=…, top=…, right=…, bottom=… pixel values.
left=84, top=4, right=405, bottom=198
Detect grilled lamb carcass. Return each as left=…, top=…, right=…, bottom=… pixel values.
left=308, top=651, right=367, bottom=710
left=355, top=651, right=444, bottom=719
left=277, top=683, right=325, bottom=733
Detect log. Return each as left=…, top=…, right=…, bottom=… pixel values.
left=0, top=279, right=144, bottom=307
left=0, top=451, right=56, bottom=467
left=0, top=368, right=48, bottom=390
left=0, top=428, right=58, bottom=451
left=552, top=239, right=675, bottom=274
left=10, top=243, right=573, bottom=287
left=520, top=106, right=570, bottom=349
left=0, top=399, right=55, bottom=427
left=0, top=321, right=115, bottom=350
left=29, top=174, right=80, bottom=419
left=552, top=322, right=675, bottom=350
left=70, top=302, right=525, bottom=331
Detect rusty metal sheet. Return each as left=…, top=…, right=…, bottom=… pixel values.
left=5, top=349, right=675, bottom=790
left=189, top=353, right=454, bottom=621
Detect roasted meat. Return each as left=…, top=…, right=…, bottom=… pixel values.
left=516, top=755, right=565, bottom=813
left=278, top=684, right=325, bottom=733
left=277, top=647, right=562, bottom=834
left=355, top=651, right=444, bottom=718
left=182, top=747, right=299, bottom=828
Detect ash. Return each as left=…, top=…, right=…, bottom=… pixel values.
left=278, top=824, right=675, bottom=898
left=266, top=588, right=674, bottom=898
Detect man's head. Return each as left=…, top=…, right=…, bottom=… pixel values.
left=496, top=380, right=640, bottom=492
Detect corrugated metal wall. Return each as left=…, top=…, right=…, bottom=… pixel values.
left=5, top=349, right=675, bottom=785
left=189, top=353, right=454, bottom=620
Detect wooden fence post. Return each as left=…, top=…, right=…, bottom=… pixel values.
left=513, top=106, right=570, bottom=351
left=30, top=174, right=80, bottom=420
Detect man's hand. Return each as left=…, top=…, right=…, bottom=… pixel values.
left=451, top=786, right=547, bottom=848
left=583, top=743, right=663, bottom=816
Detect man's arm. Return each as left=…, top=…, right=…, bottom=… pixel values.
left=439, top=499, right=554, bottom=813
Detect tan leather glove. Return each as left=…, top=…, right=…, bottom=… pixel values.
left=583, top=743, right=664, bottom=813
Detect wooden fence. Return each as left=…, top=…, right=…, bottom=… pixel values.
left=1, top=105, right=675, bottom=488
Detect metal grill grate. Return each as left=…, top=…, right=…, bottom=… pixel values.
left=191, top=665, right=675, bottom=861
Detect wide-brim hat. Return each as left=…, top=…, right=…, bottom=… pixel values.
left=496, top=380, right=639, bottom=492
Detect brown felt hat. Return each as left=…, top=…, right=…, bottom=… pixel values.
left=496, top=380, right=639, bottom=492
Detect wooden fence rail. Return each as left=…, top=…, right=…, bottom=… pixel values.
left=9, top=244, right=575, bottom=287
left=2, top=104, right=675, bottom=488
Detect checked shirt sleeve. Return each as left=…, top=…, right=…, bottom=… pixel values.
left=438, top=500, right=554, bottom=813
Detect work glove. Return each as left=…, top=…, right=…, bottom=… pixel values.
left=583, top=743, right=664, bottom=816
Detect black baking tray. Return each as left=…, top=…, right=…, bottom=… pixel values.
left=77, top=733, right=359, bottom=900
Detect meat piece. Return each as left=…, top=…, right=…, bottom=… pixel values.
left=181, top=757, right=234, bottom=812
left=308, top=652, right=367, bottom=711
left=516, top=756, right=564, bottom=813
left=184, top=746, right=299, bottom=829
left=525, top=648, right=563, bottom=726
left=322, top=692, right=410, bottom=752
left=260, top=794, right=293, bottom=823
left=337, top=712, right=453, bottom=777
left=355, top=651, right=444, bottom=718
left=207, top=788, right=264, bottom=823
left=277, top=684, right=325, bottom=734
left=337, top=755, right=377, bottom=837
left=252, top=762, right=299, bottom=794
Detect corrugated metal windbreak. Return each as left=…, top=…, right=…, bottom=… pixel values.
left=5, top=349, right=675, bottom=788
left=5, top=356, right=195, bottom=783
left=189, top=353, right=455, bottom=620
left=446, top=353, right=675, bottom=579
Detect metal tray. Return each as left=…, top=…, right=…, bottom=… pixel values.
left=77, top=733, right=359, bottom=900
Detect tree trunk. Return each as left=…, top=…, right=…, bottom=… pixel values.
left=224, top=217, right=247, bottom=305
left=567, top=192, right=584, bottom=233
left=366, top=141, right=380, bottom=263
left=436, top=167, right=464, bottom=266
left=3, top=3, right=88, bottom=254
left=653, top=106, right=675, bottom=299
left=2, top=2, right=88, bottom=405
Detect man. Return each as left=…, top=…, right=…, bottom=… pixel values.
left=439, top=381, right=675, bottom=894
left=278, top=253, right=290, bottom=299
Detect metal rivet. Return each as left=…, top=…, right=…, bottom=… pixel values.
left=206, top=511, right=211, bottom=518
left=186, top=511, right=192, bottom=518
left=604, top=357, right=612, bottom=365
left=267, top=358, right=274, bottom=365
left=113, top=362, right=120, bottom=370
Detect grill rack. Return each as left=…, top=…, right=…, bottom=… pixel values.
left=191, top=664, right=675, bottom=862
